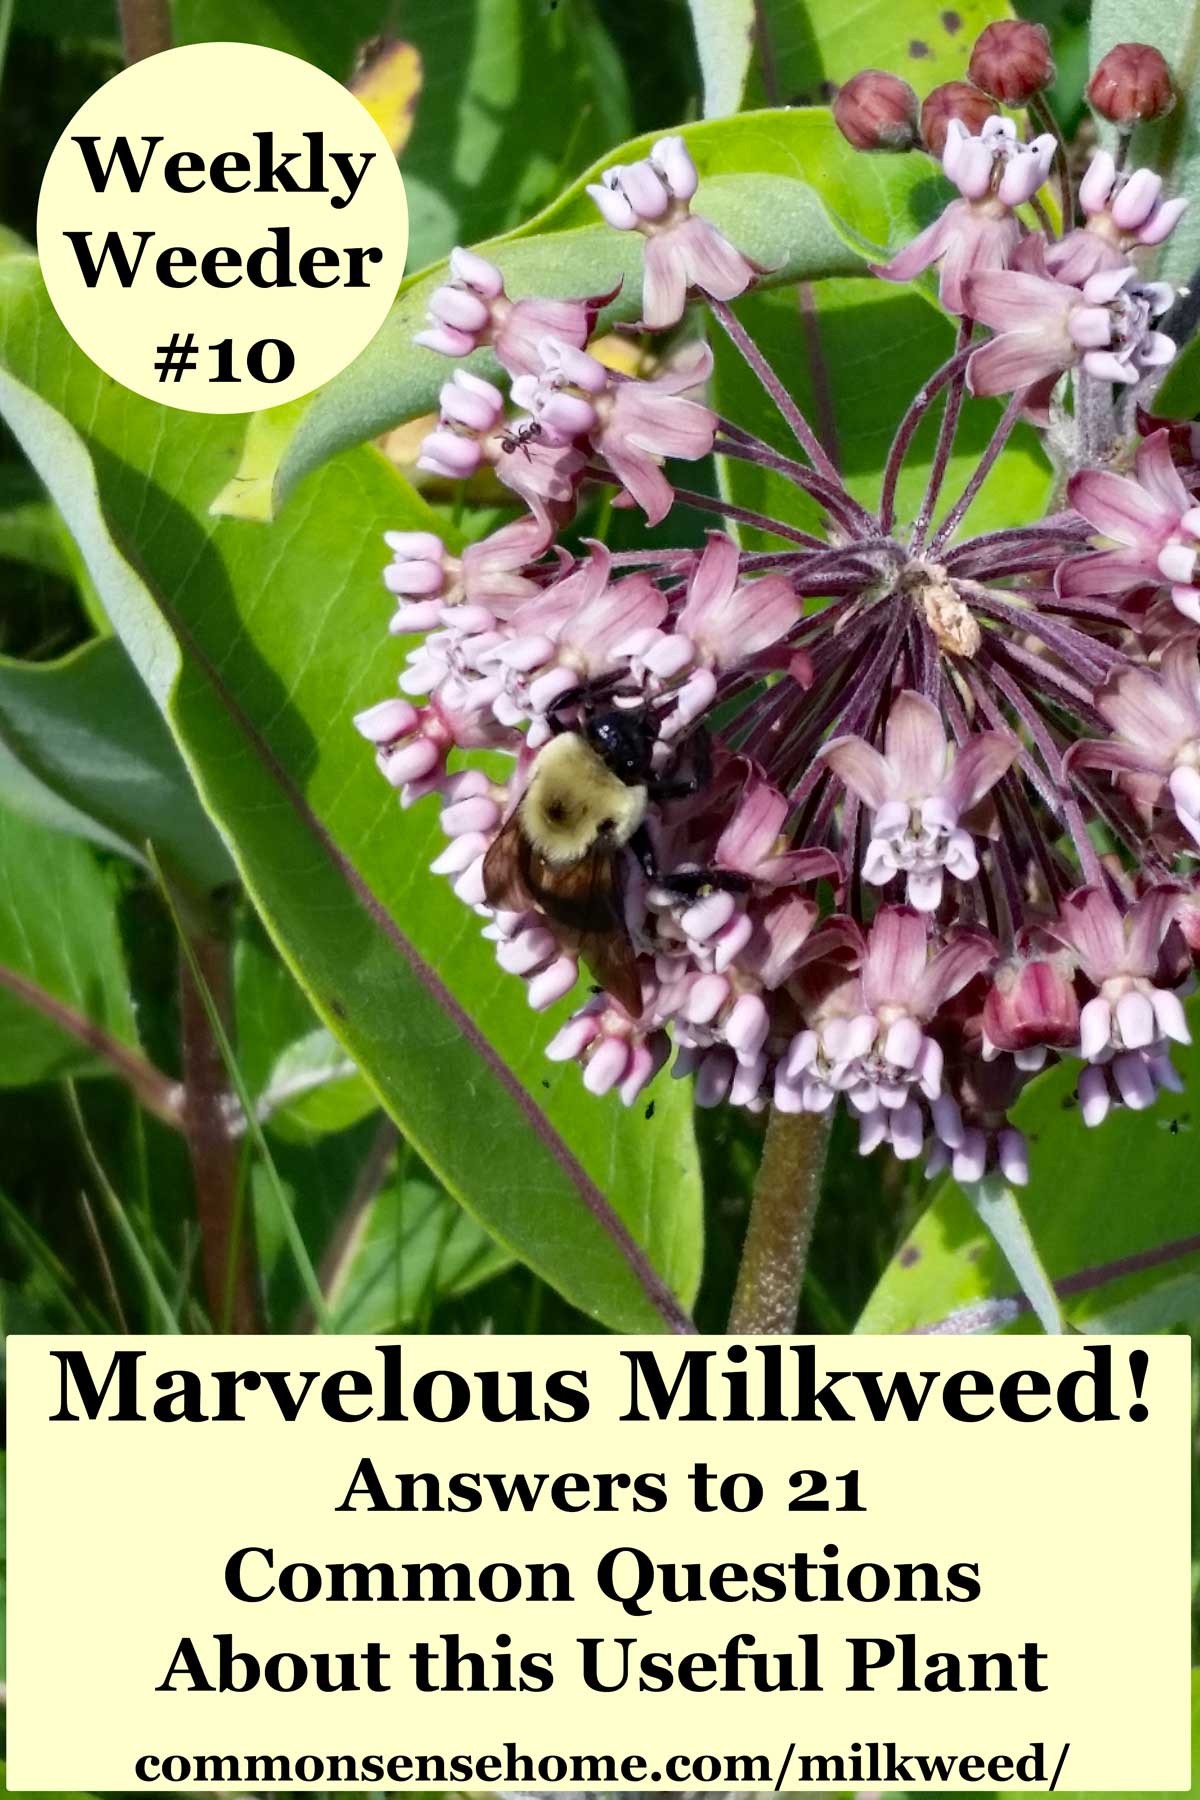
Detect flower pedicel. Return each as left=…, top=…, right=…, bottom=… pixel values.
left=357, top=35, right=1196, bottom=1191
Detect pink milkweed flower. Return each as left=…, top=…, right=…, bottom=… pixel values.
left=487, top=541, right=668, bottom=718
left=1067, top=640, right=1200, bottom=847
left=1043, top=886, right=1189, bottom=1115
left=546, top=997, right=670, bottom=1103
left=416, top=370, right=586, bottom=524
left=625, top=532, right=801, bottom=732
left=415, top=246, right=608, bottom=377
left=513, top=338, right=717, bottom=526
left=587, top=135, right=756, bottom=328
left=381, top=513, right=553, bottom=636
left=875, top=115, right=1056, bottom=315
left=1046, top=150, right=1189, bottom=286
left=819, top=691, right=1015, bottom=912
left=982, top=946, right=1080, bottom=1065
left=417, top=370, right=506, bottom=478
left=777, top=908, right=995, bottom=1157
left=966, top=262, right=1175, bottom=397
left=1060, top=429, right=1200, bottom=624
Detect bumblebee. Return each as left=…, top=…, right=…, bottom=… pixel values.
left=483, top=703, right=745, bottom=1014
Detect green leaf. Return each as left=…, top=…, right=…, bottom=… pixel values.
left=173, top=0, right=633, bottom=275
left=0, top=466, right=71, bottom=578
left=688, top=0, right=757, bottom=117
left=747, top=0, right=1011, bottom=106
left=0, top=804, right=138, bottom=1087
left=1089, top=0, right=1200, bottom=286
left=1153, top=332, right=1200, bottom=418
left=0, top=636, right=235, bottom=890
left=710, top=279, right=1052, bottom=541
left=260, top=109, right=940, bottom=516
left=858, top=997, right=1200, bottom=1333
left=0, top=260, right=702, bottom=1332
left=325, top=1153, right=512, bottom=1332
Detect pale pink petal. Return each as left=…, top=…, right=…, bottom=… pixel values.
left=1125, top=885, right=1182, bottom=972
left=884, top=691, right=948, bottom=795
left=1135, top=429, right=1193, bottom=517
left=913, top=928, right=996, bottom=1015
left=967, top=331, right=1071, bottom=397
left=1056, top=546, right=1159, bottom=597
left=1159, top=637, right=1200, bottom=717
left=963, top=268, right=1070, bottom=333
left=862, top=906, right=929, bottom=1009
left=674, top=213, right=756, bottom=303
left=1095, top=665, right=1190, bottom=754
left=641, top=235, right=690, bottom=329
left=1069, top=463, right=1179, bottom=545
left=715, top=779, right=788, bottom=871
left=942, top=730, right=1016, bottom=812
left=1052, top=885, right=1128, bottom=978
left=873, top=212, right=954, bottom=286
left=819, top=734, right=894, bottom=809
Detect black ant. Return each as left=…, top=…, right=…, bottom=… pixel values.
left=498, top=419, right=543, bottom=460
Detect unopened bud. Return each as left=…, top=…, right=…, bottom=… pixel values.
left=968, top=20, right=1055, bottom=105
left=1088, top=42, right=1175, bottom=127
left=833, top=70, right=920, bottom=152
left=983, top=956, right=1080, bottom=1053
left=920, top=81, right=996, bottom=158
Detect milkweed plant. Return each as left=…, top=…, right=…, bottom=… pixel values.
left=353, top=25, right=1200, bottom=1322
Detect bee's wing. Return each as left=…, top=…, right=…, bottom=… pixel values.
left=481, top=814, right=531, bottom=911
left=527, top=851, right=645, bottom=1018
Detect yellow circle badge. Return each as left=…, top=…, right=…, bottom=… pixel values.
left=36, top=42, right=408, bottom=413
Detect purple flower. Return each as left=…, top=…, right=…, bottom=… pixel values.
left=1061, top=429, right=1200, bottom=624
left=1047, top=150, right=1188, bottom=286
left=820, top=691, right=1015, bottom=911
left=876, top=115, right=1055, bottom=315
left=966, top=262, right=1174, bottom=396
left=1043, top=885, right=1189, bottom=1120
left=1067, top=640, right=1200, bottom=846
left=587, top=136, right=755, bottom=328
left=415, top=246, right=608, bottom=377
left=513, top=338, right=716, bottom=526
left=625, top=532, right=800, bottom=732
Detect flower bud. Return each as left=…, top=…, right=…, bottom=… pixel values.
left=1088, top=43, right=1175, bottom=127
left=982, top=955, right=1080, bottom=1052
left=920, top=81, right=995, bottom=157
left=833, top=70, right=920, bottom=151
left=968, top=20, right=1055, bottom=105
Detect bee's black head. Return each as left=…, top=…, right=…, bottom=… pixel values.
left=583, top=706, right=659, bottom=786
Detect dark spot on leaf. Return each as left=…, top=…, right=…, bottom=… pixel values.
left=909, top=38, right=932, bottom=58
left=644, top=1100, right=656, bottom=1120
left=789, top=90, right=813, bottom=106
left=1061, top=1092, right=1077, bottom=1109
left=541, top=1079, right=551, bottom=1090
left=899, top=1243, right=921, bottom=1268
left=818, top=78, right=838, bottom=102
left=329, top=998, right=347, bottom=1020
left=968, top=1244, right=986, bottom=1263
left=941, top=8, right=962, bottom=31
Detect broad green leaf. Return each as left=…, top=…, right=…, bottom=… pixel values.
left=173, top=0, right=633, bottom=275
left=858, top=998, right=1200, bottom=1333
left=710, top=279, right=1052, bottom=542
left=0, top=260, right=702, bottom=1332
left=1089, top=0, right=1200, bottom=286
left=326, top=1157, right=512, bottom=1332
left=1154, top=334, right=1200, bottom=418
left=0, top=636, right=235, bottom=890
left=261, top=110, right=941, bottom=516
left=689, top=0, right=757, bottom=117
left=746, top=0, right=1010, bottom=106
left=0, top=804, right=138, bottom=1087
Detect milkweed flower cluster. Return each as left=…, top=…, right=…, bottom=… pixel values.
left=357, top=27, right=1199, bottom=1189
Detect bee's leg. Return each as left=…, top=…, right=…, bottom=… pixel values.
left=648, top=723, right=713, bottom=802
left=630, top=825, right=752, bottom=898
